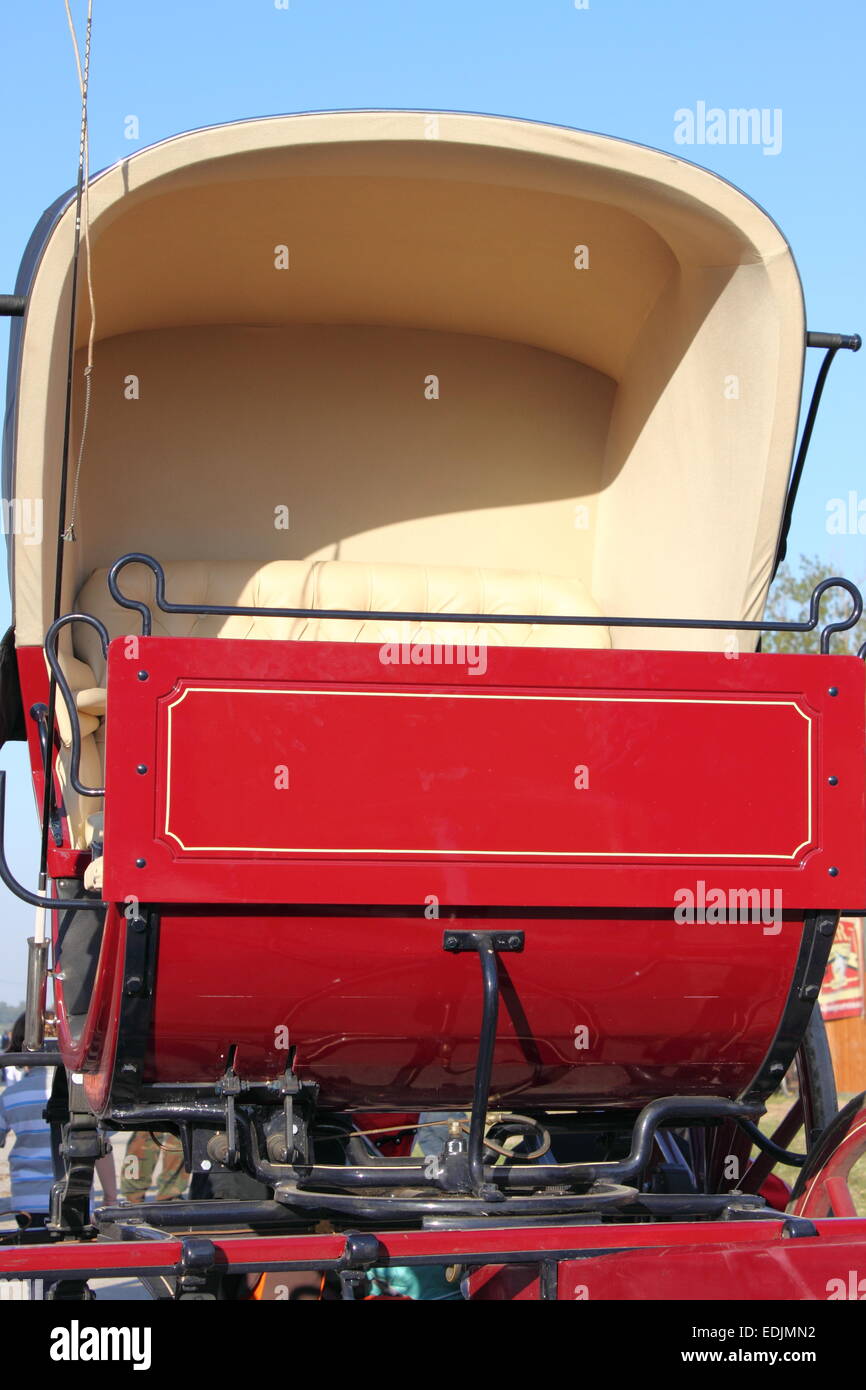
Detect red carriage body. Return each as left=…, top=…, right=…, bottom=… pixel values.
left=1, top=111, right=865, bottom=1300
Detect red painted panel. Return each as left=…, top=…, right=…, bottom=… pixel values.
left=102, top=639, right=866, bottom=909
left=3, top=1217, right=866, bottom=1296
left=161, top=686, right=811, bottom=859
left=146, top=910, right=801, bottom=1105
left=471, top=1226, right=866, bottom=1300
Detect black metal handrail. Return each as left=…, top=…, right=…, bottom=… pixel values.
left=0, top=771, right=106, bottom=911
left=43, top=612, right=109, bottom=799
left=106, top=552, right=864, bottom=655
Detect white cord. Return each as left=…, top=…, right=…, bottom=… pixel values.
left=62, top=0, right=95, bottom=543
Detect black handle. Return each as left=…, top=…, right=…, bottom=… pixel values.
left=806, top=331, right=861, bottom=351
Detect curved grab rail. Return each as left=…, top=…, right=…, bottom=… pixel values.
left=810, top=576, right=864, bottom=653
left=43, top=612, right=110, bottom=799
left=0, top=771, right=106, bottom=911
left=106, top=552, right=865, bottom=655
left=107, top=552, right=161, bottom=637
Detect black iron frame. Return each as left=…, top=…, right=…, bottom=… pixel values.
left=104, top=552, right=865, bottom=653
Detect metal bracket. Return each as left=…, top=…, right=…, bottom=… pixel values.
left=336, top=1232, right=386, bottom=1300
left=109, top=912, right=159, bottom=1106
left=214, top=1048, right=246, bottom=1167
left=176, top=1237, right=220, bottom=1299
left=443, top=930, right=524, bottom=953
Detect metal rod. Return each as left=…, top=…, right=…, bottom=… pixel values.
left=0, top=772, right=105, bottom=911
left=23, top=938, right=50, bottom=1051
left=95, top=1200, right=297, bottom=1229
left=1, top=1047, right=61, bottom=1066
left=273, top=1182, right=636, bottom=1221
left=774, top=348, right=840, bottom=575
left=737, top=1117, right=807, bottom=1168
left=106, top=553, right=864, bottom=654
left=43, top=613, right=109, bottom=798
left=468, top=935, right=499, bottom=1191
left=806, top=331, right=861, bottom=351
left=107, top=1095, right=763, bottom=1195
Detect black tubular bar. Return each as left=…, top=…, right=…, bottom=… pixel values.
left=775, top=349, right=842, bottom=574
left=0, top=294, right=26, bottom=316
left=96, top=1201, right=300, bottom=1230
left=0, top=771, right=105, bottom=911
left=806, top=331, right=862, bottom=351
left=43, top=612, right=109, bottom=799
left=1, top=1047, right=61, bottom=1067
left=468, top=935, right=499, bottom=1190
left=774, top=331, right=860, bottom=576
left=737, top=1117, right=807, bottom=1168
left=106, top=553, right=863, bottom=654
left=270, top=1182, right=638, bottom=1220
left=292, top=1098, right=764, bottom=1193
left=108, top=1094, right=762, bottom=1197
left=28, top=704, right=63, bottom=848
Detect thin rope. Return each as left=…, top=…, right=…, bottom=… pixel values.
left=62, top=0, right=95, bottom=543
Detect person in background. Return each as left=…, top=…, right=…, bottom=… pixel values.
left=0, top=1025, right=23, bottom=1085
left=120, top=1130, right=187, bottom=1203
left=0, top=1014, right=116, bottom=1225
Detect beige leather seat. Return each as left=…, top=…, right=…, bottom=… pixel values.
left=58, top=559, right=610, bottom=854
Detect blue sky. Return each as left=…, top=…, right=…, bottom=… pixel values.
left=0, top=0, right=864, bottom=994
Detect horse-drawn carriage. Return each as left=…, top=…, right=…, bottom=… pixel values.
left=1, top=110, right=865, bottom=1299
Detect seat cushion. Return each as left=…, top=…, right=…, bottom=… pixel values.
left=60, top=560, right=609, bottom=851
left=74, top=559, right=610, bottom=682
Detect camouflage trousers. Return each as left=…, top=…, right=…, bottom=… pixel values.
left=120, top=1130, right=188, bottom=1202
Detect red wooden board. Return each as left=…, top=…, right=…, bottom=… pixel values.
left=102, top=639, right=866, bottom=909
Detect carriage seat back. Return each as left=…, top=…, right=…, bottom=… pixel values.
left=58, top=559, right=610, bottom=849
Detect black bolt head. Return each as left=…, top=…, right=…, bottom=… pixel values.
left=135, top=857, right=146, bottom=868
left=137, top=670, right=149, bottom=682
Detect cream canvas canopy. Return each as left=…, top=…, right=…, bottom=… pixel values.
left=4, top=110, right=805, bottom=653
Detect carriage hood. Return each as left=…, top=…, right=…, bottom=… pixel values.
left=3, top=110, right=805, bottom=650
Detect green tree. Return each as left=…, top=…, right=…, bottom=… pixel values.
left=762, top=554, right=866, bottom=655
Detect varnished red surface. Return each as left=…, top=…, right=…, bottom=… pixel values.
left=146, top=910, right=801, bottom=1105
left=14, top=639, right=866, bottom=1109
left=102, top=640, right=866, bottom=909
left=3, top=1217, right=866, bottom=1298
left=469, top=1217, right=866, bottom=1299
